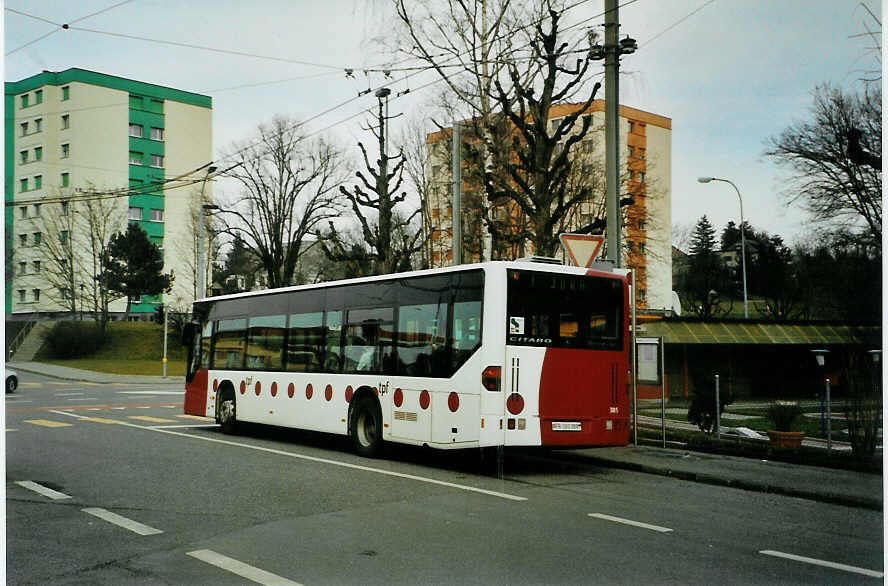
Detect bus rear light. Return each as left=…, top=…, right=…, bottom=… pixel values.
left=506, top=393, right=524, bottom=415
left=482, top=366, right=501, bottom=392
left=448, top=392, right=460, bottom=412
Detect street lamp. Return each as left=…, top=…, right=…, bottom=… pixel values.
left=811, top=349, right=831, bottom=452
left=196, top=165, right=217, bottom=300
left=698, top=176, right=748, bottom=318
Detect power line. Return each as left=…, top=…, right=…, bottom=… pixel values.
left=5, top=1, right=135, bottom=56
left=641, top=0, right=717, bottom=48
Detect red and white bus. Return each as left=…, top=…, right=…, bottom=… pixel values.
left=183, top=259, right=630, bottom=456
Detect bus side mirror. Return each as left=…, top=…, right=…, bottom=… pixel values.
left=181, top=322, right=198, bottom=346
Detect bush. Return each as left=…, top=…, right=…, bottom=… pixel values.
left=44, top=321, right=106, bottom=359
left=767, top=401, right=803, bottom=431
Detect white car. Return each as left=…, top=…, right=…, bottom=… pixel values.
left=6, top=369, right=18, bottom=393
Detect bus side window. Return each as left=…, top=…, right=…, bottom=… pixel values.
left=324, top=310, right=343, bottom=372
left=398, top=303, right=448, bottom=377
left=452, top=300, right=481, bottom=371
left=246, top=315, right=286, bottom=370
left=212, top=318, right=247, bottom=370
left=286, top=312, right=324, bottom=372
left=199, top=322, right=212, bottom=369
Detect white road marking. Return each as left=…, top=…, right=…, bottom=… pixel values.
left=15, top=480, right=71, bottom=500
left=187, top=549, right=303, bottom=586
left=6, top=399, right=33, bottom=403
left=117, top=391, right=184, bottom=395
left=67, top=398, right=97, bottom=401
left=588, top=513, right=672, bottom=533
left=55, top=392, right=84, bottom=396
left=150, top=424, right=220, bottom=429
left=759, top=550, right=884, bottom=578
left=48, top=410, right=526, bottom=501
left=81, top=507, right=163, bottom=536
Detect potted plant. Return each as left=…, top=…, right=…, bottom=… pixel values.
left=767, top=401, right=805, bottom=448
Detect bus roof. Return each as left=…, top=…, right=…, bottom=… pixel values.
left=193, top=260, right=627, bottom=306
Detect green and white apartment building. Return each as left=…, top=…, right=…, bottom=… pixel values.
left=5, top=68, right=212, bottom=320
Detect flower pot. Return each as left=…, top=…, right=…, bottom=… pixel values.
left=767, top=430, right=805, bottom=449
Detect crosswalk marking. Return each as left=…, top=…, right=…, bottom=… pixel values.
left=187, top=550, right=303, bottom=586
left=24, top=419, right=72, bottom=428
left=82, top=508, right=163, bottom=536
left=128, top=415, right=175, bottom=423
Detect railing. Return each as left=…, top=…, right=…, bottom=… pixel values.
left=7, top=319, right=38, bottom=360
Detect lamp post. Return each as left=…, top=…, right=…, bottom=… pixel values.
left=811, top=349, right=830, bottom=452
left=698, top=176, right=748, bottom=318
left=196, top=164, right=218, bottom=301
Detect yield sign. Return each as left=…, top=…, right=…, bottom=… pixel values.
left=559, top=233, right=605, bottom=267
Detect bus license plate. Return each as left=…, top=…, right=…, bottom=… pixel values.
left=552, top=421, right=582, bottom=432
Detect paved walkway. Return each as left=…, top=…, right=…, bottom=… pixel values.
left=7, top=361, right=882, bottom=510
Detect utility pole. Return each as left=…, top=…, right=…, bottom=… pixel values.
left=590, top=0, right=636, bottom=267
left=604, top=0, right=621, bottom=267
left=375, top=88, right=393, bottom=274
left=452, top=120, right=462, bottom=266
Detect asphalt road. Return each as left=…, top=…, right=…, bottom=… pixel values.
left=6, top=371, right=884, bottom=585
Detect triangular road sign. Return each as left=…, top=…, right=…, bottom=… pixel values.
left=559, top=233, right=605, bottom=267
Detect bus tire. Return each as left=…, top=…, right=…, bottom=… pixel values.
left=350, top=395, right=382, bottom=458
left=217, top=386, right=237, bottom=435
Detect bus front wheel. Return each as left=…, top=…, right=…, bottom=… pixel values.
left=350, top=396, right=382, bottom=458
left=218, top=388, right=237, bottom=435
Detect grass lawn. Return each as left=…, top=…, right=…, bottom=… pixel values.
left=43, top=358, right=186, bottom=377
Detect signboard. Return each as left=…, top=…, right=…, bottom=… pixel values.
left=635, top=336, right=662, bottom=385
left=559, top=233, right=604, bottom=268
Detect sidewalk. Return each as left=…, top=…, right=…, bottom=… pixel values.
left=565, top=444, right=882, bottom=511
left=6, top=361, right=882, bottom=510
left=7, top=360, right=179, bottom=385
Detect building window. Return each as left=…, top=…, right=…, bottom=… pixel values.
left=20, top=150, right=28, bottom=164
left=61, top=86, right=70, bottom=101
left=35, top=90, right=42, bottom=104
left=60, top=231, right=68, bottom=245
left=61, top=114, right=70, bottom=129
left=638, top=219, right=647, bottom=231
left=129, top=95, right=143, bottom=110
left=34, top=146, right=42, bottom=161
left=34, top=203, right=41, bottom=216
left=34, top=118, right=42, bottom=132
left=150, top=154, right=164, bottom=168
left=19, top=234, right=27, bottom=246
left=149, top=99, right=163, bottom=114
left=150, top=127, right=164, bottom=141
left=18, top=262, right=26, bottom=275
left=20, top=95, right=28, bottom=108
left=20, top=178, right=28, bottom=192
left=60, top=201, right=69, bottom=216
left=33, top=289, right=40, bottom=302
left=32, top=232, right=42, bottom=246
left=61, top=143, right=70, bottom=158
left=638, top=289, right=646, bottom=302
left=18, top=290, right=26, bottom=303
left=150, top=208, right=163, bottom=222
left=61, top=172, right=70, bottom=187
left=20, top=122, right=28, bottom=136
left=129, top=123, right=143, bottom=138
left=19, top=207, right=27, bottom=219
left=129, top=207, right=142, bottom=221
left=32, top=260, right=40, bottom=273
left=638, top=242, right=646, bottom=254
left=129, top=151, right=143, bottom=165
left=34, top=175, right=42, bottom=190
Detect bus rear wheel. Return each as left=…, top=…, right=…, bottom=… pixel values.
left=217, top=389, right=237, bottom=435
left=351, top=396, right=382, bottom=458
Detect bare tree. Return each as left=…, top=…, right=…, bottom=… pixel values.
left=320, top=97, right=424, bottom=276
left=766, top=84, right=881, bottom=249
left=79, top=194, right=126, bottom=332
left=39, top=199, right=78, bottom=315
left=217, top=116, right=346, bottom=288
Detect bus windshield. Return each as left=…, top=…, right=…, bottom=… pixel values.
left=506, top=269, right=623, bottom=350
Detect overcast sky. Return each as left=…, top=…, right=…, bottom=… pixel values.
left=4, top=0, right=881, bottom=247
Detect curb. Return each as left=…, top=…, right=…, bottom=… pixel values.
left=8, top=363, right=175, bottom=385
left=568, top=452, right=883, bottom=512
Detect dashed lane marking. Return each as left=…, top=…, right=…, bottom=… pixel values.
left=24, top=419, right=73, bottom=428
left=588, top=513, right=673, bottom=533
left=177, top=414, right=212, bottom=421
left=187, top=549, right=303, bottom=586
left=82, top=507, right=163, bottom=536
left=55, top=392, right=84, bottom=396
left=128, top=415, right=175, bottom=423
left=759, top=550, right=884, bottom=578
left=15, top=480, right=72, bottom=500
